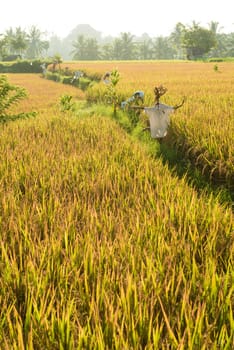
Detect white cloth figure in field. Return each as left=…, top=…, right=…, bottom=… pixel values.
left=71, top=71, right=83, bottom=83
left=40, top=63, right=47, bottom=76
left=144, top=103, right=175, bottom=138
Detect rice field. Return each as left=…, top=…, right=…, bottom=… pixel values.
left=0, top=69, right=233, bottom=349
left=5, top=73, right=85, bottom=114
left=61, top=61, right=234, bottom=187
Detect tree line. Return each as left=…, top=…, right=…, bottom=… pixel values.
left=0, top=22, right=234, bottom=61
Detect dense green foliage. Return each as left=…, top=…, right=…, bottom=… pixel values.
left=0, top=75, right=36, bottom=122
left=0, top=60, right=52, bottom=73
left=1, top=22, right=234, bottom=61
left=0, top=26, right=49, bottom=60
left=182, top=25, right=217, bottom=59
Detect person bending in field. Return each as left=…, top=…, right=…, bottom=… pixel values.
left=121, top=90, right=145, bottom=109
left=102, top=72, right=111, bottom=84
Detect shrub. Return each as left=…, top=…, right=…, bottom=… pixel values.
left=59, top=94, right=74, bottom=111
left=2, top=54, right=21, bottom=61
left=62, top=76, right=73, bottom=85
left=46, top=72, right=61, bottom=82
left=0, top=60, right=52, bottom=73
left=0, top=74, right=36, bottom=122
left=78, top=77, right=92, bottom=90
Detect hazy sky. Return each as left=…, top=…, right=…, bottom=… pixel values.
left=1, top=0, right=233, bottom=38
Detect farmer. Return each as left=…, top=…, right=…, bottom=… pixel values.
left=133, top=91, right=144, bottom=102
left=102, top=72, right=111, bottom=84
left=121, top=90, right=145, bottom=109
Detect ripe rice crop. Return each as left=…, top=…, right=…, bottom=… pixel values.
left=0, top=74, right=233, bottom=348
left=6, top=73, right=85, bottom=114
left=61, top=61, right=234, bottom=187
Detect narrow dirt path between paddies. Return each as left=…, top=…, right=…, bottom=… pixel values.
left=0, top=74, right=233, bottom=349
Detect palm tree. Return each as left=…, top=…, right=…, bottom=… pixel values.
left=170, top=22, right=186, bottom=59
left=0, top=34, right=8, bottom=59
left=10, top=27, right=28, bottom=56
left=4, top=27, right=15, bottom=54
left=112, top=38, right=123, bottom=60
left=137, top=39, right=153, bottom=60
left=119, top=32, right=136, bottom=59
left=208, top=21, right=223, bottom=35
left=100, top=43, right=113, bottom=60
left=71, top=35, right=87, bottom=60
left=26, top=26, right=49, bottom=59
left=85, top=38, right=100, bottom=60
left=152, top=36, right=174, bottom=59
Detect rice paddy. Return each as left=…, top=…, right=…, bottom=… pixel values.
left=1, top=64, right=233, bottom=349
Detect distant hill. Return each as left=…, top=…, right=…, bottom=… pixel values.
left=49, top=24, right=147, bottom=60
left=61, top=24, right=106, bottom=60
left=65, top=24, right=102, bottom=43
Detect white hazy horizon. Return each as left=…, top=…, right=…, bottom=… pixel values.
left=1, top=0, right=233, bottom=39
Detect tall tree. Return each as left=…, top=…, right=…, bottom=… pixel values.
left=71, top=35, right=87, bottom=60
left=0, top=35, right=8, bottom=59
left=137, top=39, right=153, bottom=60
left=4, top=27, right=15, bottom=54
left=26, top=26, right=49, bottom=59
left=182, top=23, right=216, bottom=59
left=85, top=38, right=100, bottom=60
left=47, top=35, right=63, bottom=58
left=100, top=43, right=113, bottom=60
left=112, top=38, right=123, bottom=60
left=152, top=36, right=175, bottom=59
left=225, top=33, right=234, bottom=56
left=208, top=33, right=228, bottom=57
left=9, top=27, right=28, bottom=56
left=170, top=22, right=186, bottom=59
left=208, top=21, right=223, bottom=35
left=119, top=32, right=136, bottom=59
